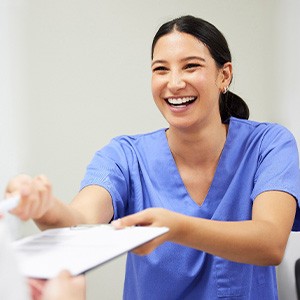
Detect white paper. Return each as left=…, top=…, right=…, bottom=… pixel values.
left=12, top=225, right=169, bottom=279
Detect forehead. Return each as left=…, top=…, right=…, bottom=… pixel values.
left=152, top=31, right=212, bottom=61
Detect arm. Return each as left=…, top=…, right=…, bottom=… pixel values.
left=113, top=191, right=296, bottom=266
left=35, top=185, right=114, bottom=230
left=6, top=174, right=113, bottom=230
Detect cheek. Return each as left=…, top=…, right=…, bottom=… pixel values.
left=195, top=73, right=220, bottom=95
left=187, top=69, right=207, bottom=86
left=151, top=76, right=164, bottom=99
left=151, top=79, right=166, bottom=112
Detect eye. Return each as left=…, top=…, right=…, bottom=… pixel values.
left=184, top=63, right=201, bottom=70
left=152, top=66, right=168, bottom=73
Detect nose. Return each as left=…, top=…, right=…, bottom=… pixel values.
left=167, top=71, right=186, bottom=92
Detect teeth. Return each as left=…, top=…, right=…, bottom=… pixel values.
left=167, top=97, right=196, bottom=105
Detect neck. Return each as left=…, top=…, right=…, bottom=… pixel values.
left=166, top=121, right=228, bottom=167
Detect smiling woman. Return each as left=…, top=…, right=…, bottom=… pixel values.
left=5, top=15, right=300, bottom=300
left=151, top=16, right=249, bottom=124
left=151, top=31, right=228, bottom=132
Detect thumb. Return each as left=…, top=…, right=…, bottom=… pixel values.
left=56, top=270, right=72, bottom=279
left=111, top=210, right=152, bottom=229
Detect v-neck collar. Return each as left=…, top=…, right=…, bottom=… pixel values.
left=161, top=118, right=234, bottom=209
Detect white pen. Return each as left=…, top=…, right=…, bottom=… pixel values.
left=0, top=196, right=20, bottom=213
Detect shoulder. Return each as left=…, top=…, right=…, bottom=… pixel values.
left=229, top=117, right=296, bottom=142
left=97, top=128, right=167, bottom=161
left=111, top=128, right=167, bottom=148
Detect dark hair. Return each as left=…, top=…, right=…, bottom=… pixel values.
left=151, top=15, right=249, bottom=122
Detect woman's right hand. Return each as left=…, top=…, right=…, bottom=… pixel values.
left=5, top=174, right=54, bottom=221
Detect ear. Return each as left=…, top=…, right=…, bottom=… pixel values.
left=219, top=62, right=232, bottom=91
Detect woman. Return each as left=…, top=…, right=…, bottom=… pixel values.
left=6, top=15, right=300, bottom=299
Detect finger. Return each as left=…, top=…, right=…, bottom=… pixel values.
left=33, top=175, right=50, bottom=194
left=33, top=176, right=51, bottom=218
left=35, top=175, right=51, bottom=195
left=5, top=178, right=31, bottom=201
left=28, top=278, right=47, bottom=300
left=131, top=243, right=156, bottom=255
left=10, top=186, right=33, bottom=220
left=22, top=197, right=40, bottom=220
left=20, top=175, right=51, bottom=220
left=11, top=179, right=42, bottom=220
left=71, top=274, right=86, bottom=290
left=111, top=214, right=143, bottom=229
left=5, top=174, right=32, bottom=194
left=112, top=210, right=152, bottom=229
left=51, top=270, right=85, bottom=291
left=56, top=270, right=72, bottom=279
left=131, top=234, right=167, bottom=255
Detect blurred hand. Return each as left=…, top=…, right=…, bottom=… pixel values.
left=42, top=271, right=86, bottom=300
left=28, top=271, right=85, bottom=300
left=5, top=174, right=54, bottom=221
left=28, top=277, right=47, bottom=300
left=112, top=208, right=183, bottom=255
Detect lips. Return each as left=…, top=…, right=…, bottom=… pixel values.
left=165, top=96, right=197, bottom=107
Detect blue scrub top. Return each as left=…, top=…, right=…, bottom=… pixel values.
left=81, top=117, right=300, bottom=300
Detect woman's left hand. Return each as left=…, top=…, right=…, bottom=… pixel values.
left=112, top=208, right=184, bottom=255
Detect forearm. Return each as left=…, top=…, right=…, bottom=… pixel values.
left=34, top=186, right=114, bottom=230
left=33, top=197, right=87, bottom=230
left=174, top=214, right=287, bottom=266
left=171, top=192, right=296, bottom=266
left=114, top=208, right=287, bottom=265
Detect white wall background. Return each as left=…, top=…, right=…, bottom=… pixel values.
left=0, top=0, right=29, bottom=238
left=1, top=0, right=299, bottom=299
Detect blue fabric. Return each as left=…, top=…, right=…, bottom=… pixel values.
left=80, top=117, right=300, bottom=299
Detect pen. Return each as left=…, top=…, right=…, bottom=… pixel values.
left=0, top=196, right=20, bottom=213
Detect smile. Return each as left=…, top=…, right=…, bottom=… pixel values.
left=165, top=97, right=197, bottom=107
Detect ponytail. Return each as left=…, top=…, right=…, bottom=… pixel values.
left=219, top=91, right=249, bottom=122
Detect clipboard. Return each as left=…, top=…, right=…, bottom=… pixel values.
left=12, top=225, right=169, bottom=279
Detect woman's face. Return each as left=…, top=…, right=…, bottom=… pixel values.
left=151, top=31, right=231, bottom=132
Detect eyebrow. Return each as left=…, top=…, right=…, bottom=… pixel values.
left=151, top=56, right=206, bottom=67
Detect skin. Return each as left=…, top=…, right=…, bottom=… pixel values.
left=6, top=174, right=113, bottom=229
left=5, top=31, right=297, bottom=267
left=29, top=271, right=85, bottom=300
left=151, top=31, right=231, bottom=204
left=41, top=271, right=85, bottom=300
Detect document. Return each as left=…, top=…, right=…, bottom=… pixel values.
left=12, top=225, right=169, bottom=279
